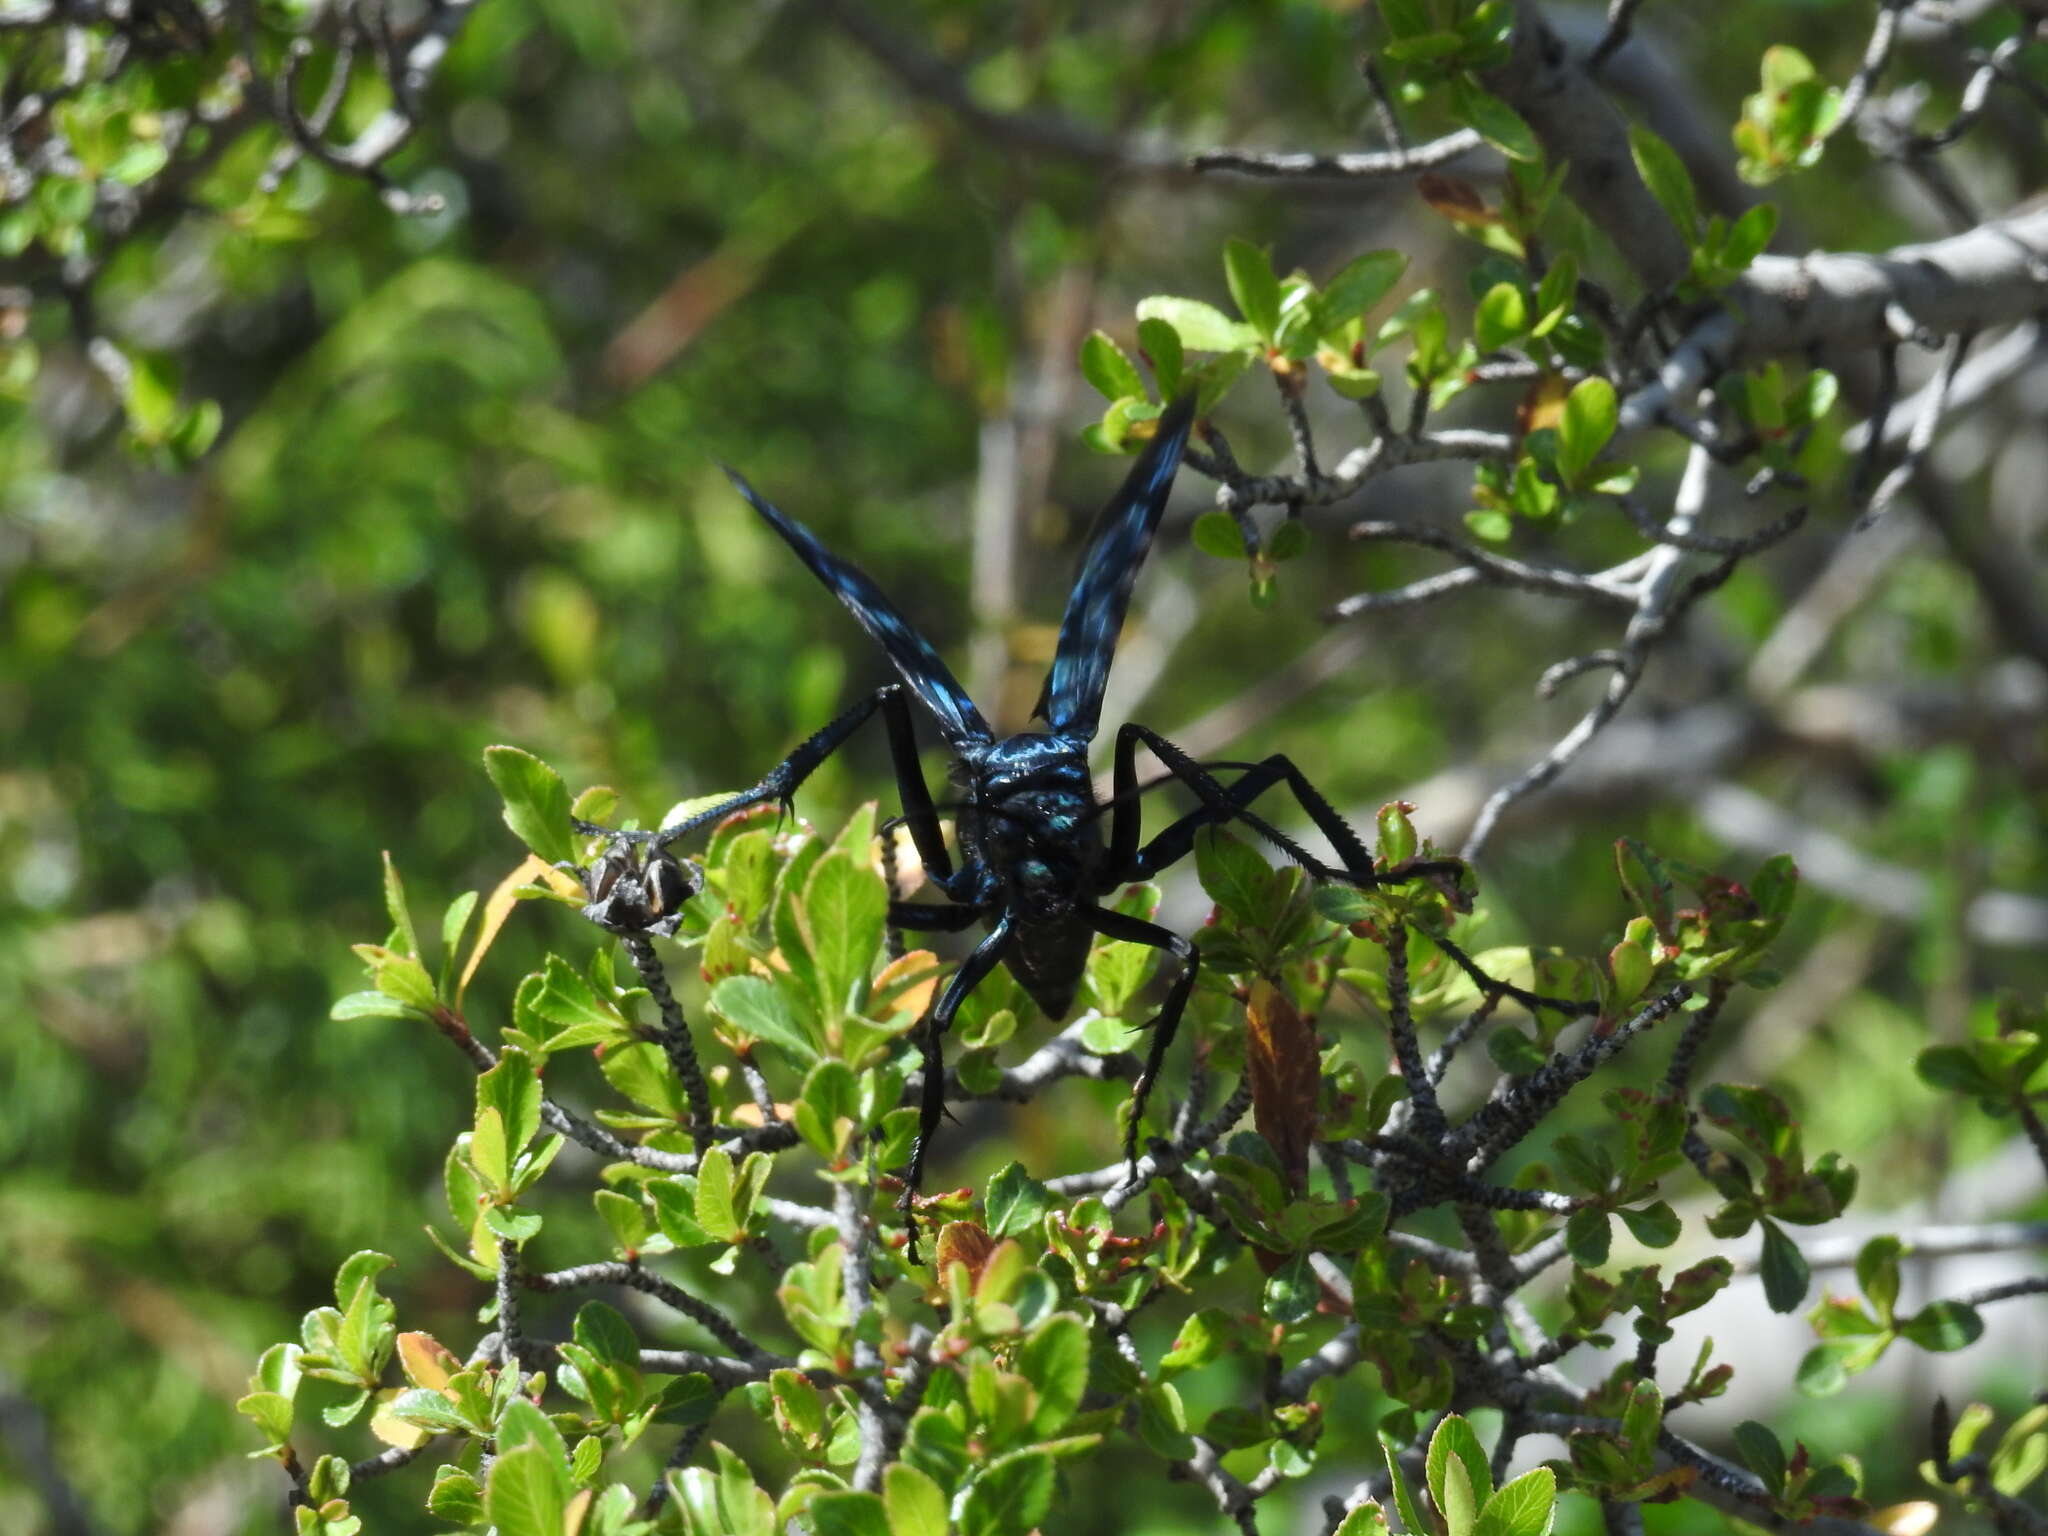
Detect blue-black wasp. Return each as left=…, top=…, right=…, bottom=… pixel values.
left=721, top=392, right=1479, bottom=1258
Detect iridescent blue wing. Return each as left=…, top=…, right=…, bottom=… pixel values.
left=1040, top=392, right=1198, bottom=737
left=726, top=469, right=993, bottom=747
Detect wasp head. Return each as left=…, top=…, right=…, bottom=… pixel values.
left=570, top=837, right=699, bottom=938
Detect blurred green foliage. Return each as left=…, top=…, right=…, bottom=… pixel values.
left=1, top=0, right=2043, bottom=1531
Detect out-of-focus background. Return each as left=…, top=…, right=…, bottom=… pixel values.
left=1, top=1, right=2043, bottom=1531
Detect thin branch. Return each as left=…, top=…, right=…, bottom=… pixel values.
left=1586, top=0, right=1652, bottom=72
left=523, top=1261, right=770, bottom=1362
left=622, top=935, right=716, bottom=1153
left=811, top=0, right=1179, bottom=176
left=1857, top=328, right=1975, bottom=526
left=837, top=1152, right=892, bottom=1491
left=1451, top=986, right=1694, bottom=1171
left=1190, top=130, right=1482, bottom=180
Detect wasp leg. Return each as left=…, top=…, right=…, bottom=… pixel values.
left=621, top=685, right=958, bottom=894
left=1083, top=904, right=1200, bottom=1188
left=1109, top=724, right=1466, bottom=888
left=903, top=912, right=1012, bottom=1264
left=888, top=901, right=987, bottom=933
left=1111, top=729, right=1590, bottom=1018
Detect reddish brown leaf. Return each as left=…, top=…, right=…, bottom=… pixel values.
left=1416, top=173, right=1500, bottom=227
left=933, top=1220, right=997, bottom=1287
left=1246, top=979, right=1320, bottom=1194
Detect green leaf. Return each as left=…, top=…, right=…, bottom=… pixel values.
left=1565, top=1208, right=1611, bottom=1268
left=1136, top=317, right=1184, bottom=397
left=1475, top=283, right=1528, bottom=352
left=427, top=1467, right=486, bottom=1525
left=1721, top=202, right=1777, bottom=271
left=1382, top=1430, right=1428, bottom=1536
left=1195, top=826, right=1274, bottom=926
left=497, top=1397, right=568, bottom=1462
left=1758, top=1219, right=1810, bottom=1313
left=1428, top=1414, right=1493, bottom=1519
left=1313, top=250, right=1407, bottom=337
left=1620, top=1380, right=1663, bottom=1456
left=1854, top=1235, right=1903, bottom=1322
left=484, top=1205, right=542, bottom=1243
left=1475, top=1466, right=1556, bottom=1536
left=1915, top=1045, right=2000, bottom=1098
left=1629, top=126, right=1698, bottom=239
left=574, top=1301, right=640, bottom=1368
left=486, top=1443, right=569, bottom=1536
left=1263, top=1251, right=1318, bottom=1325
left=1224, top=239, right=1282, bottom=343
left=1557, top=376, right=1618, bottom=488
left=882, top=1463, right=950, bottom=1536
left=123, top=351, right=178, bottom=439
left=960, top=1448, right=1057, bottom=1536
left=1464, top=509, right=1513, bottom=543
left=695, top=1147, right=741, bottom=1242
left=1448, top=78, right=1538, bottom=161
left=710, top=974, right=818, bottom=1064
left=809, top=1491, right=892, bottom=1536
left=484, top=746, right=574, bottom=866
left=652, top=1372, right=719, bottom=1427
left=1081, top=330, right=1148, bottom=403
left=1135, top=1384, right=1196, bottom=1461
left=1018, top=1313, right=1089, bottom=1434
left=1795, top=1336, right=1889, bottom=1397
left=331, top=991, right=418, bottom=1022
left=368, top=950, right=438, bottom=1012
left=1733, top=1420, right=1786, bottom=1494
left=237, top=1389, right=295, bottom=1444
left=1335, top=1503, right=1394, bottom=1536
left=1898, top=1300, right=1985, bottom=1352
left=1268, top=518, right=1309, bottom=561
left=1617, top=1202, right=1681, bottom=1249
left=382, top=853, right=422, bottom=958
left=1191, top=509, right=1248, bottom=560
left=478, top=1048, right=542, bottom=1161
left=1437, top=1454, right=1477, bottom=1536
left=1761, top=44, right=1816, bottom=93
left=1533, top=253, right=1578, bottom=334
left=803, top=850, right=887, bottom=1023
left=529, top=955, right=625, bottom=1037
left=1135, top=295, right=1260, bottom=353
left=1377, top=0, right=1429, bottom=36
left=1160, top=1308, right=1232, bottom=1377
left=647, top=1178, right=714, bottom=1248
left=985, top=1162, right=1054, bottom=1239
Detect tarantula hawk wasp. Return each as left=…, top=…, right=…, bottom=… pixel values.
left=721, top=391, right=1493, bottom=1260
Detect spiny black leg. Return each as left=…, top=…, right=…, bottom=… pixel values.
left=879, top=818, right=907, bottom=962
left=872, top=683, right=956, bottom=890
left=1085, top=904, right=1199, bottom=1187
left=888, top=900, right=986, bottom=933
left=902, top=914, right=1012, bottom=1264
left=1113, top=724, right=1464, bottom=891
left=1427, top=931, right=1598, bottom=1018
left=572, top=685, right=897, bottom=849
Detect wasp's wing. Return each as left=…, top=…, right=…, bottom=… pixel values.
left=1040, top=392, right=1198, bottom=737
left=725, top=470, right=993, bottom=747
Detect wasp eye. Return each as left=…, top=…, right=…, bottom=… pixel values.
left=647, top=852, right=693, bottom=915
